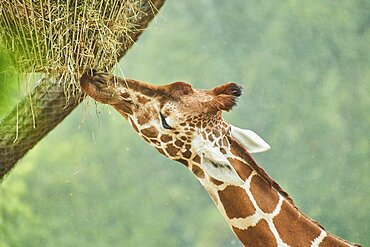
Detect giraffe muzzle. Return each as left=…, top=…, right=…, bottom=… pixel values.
left=80, top=70, right=111, bottom=91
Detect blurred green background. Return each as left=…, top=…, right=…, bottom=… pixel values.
left=0, top=1, right=369, bottom=246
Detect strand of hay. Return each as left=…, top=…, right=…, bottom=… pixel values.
left=0, top=0, right=144, bottom=99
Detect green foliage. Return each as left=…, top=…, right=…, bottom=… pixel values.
left=0, top=50, right=20, bottom=116
left=0, top=162, right=41, bottom=247
left=1, top=1, right=369, bottom=246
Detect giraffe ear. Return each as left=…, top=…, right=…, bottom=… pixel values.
left=210, top=82, right=242, bottom=112
left=201, top=154, right=245, bottom=185
left=192, top=136, right=244, bottom=185
left=230, top=125, right=271, bottom=153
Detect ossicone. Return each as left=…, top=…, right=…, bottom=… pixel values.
left=209, top=82, right=243, bottom=112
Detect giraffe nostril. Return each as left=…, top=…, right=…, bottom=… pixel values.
left=94, top=76, right=106, bottom=86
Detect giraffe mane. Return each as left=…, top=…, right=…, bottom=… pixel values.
left=227, top=135, right=297, bottom=208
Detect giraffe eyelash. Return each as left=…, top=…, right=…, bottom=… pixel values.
left=160, top=112, right=173, bottom=130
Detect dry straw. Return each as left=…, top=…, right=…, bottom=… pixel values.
left=0, top=0, right=143, bottom=98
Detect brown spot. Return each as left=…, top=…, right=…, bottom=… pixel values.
left=250, top=175, right=279, bottom=213
left=320, top=234, right=349, bottom=247
left=192, top=165, right=205, bottom=179
left=137, top=95, right=150, bottom=104
left=201, top=132, right=207, bottom=139
left=166, top=143, right=180, bottom=156
left=273, top=201, right=322, bottom=247
left=218, top=139, right=223, bottom=146
left=129, top=118, right=139, bottom=133
left=183, top=150, right=192, bottom=159
left=212, top=130, right=220, bottom=138
left=193, top=155, right=201, bottom=164
left=210, top=177, right=224, bottom=186
left=208, top=134, right=214, bottom=142
left=220, top=148, right=227, bottom=154
left=175, top=158, right=188, bottom=167
left=137, top=112, right=150, bottom=125
left=181, top=136, right=187, bottom=141
left=140, top=126, right=158, bottom=138
left=174, top=139, right=184, bottom=147
left=196, top=121, right=202, bottom=128
left=218, top=185, right=255, bottom=219
left=160, top=134, right=172, bottom=143
left=227, top=158, right=252, bottom=182
left=223, top=138, right=229, bottom=147
left=232, top=220, right=277, bottom=247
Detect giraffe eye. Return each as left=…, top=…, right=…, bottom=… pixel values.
left=160, top=112, right=173, bottom=129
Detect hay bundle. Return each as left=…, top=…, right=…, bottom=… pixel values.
left=0, top=0, right=143, bottom=94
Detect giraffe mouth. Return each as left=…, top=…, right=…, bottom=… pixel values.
left=80, top=70, right=115, bottom=104
left=80, top=70, right=109, bottom=89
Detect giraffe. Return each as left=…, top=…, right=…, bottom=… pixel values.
left=80, top=70, right=361, bottom=247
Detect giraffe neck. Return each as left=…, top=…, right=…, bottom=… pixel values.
left=191, top=138, right=357, bottom=247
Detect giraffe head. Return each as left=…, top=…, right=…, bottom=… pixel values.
left=80, top=71, right=270, bottom=185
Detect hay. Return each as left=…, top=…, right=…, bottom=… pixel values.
left=0, top=0, right=143, bottom=97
